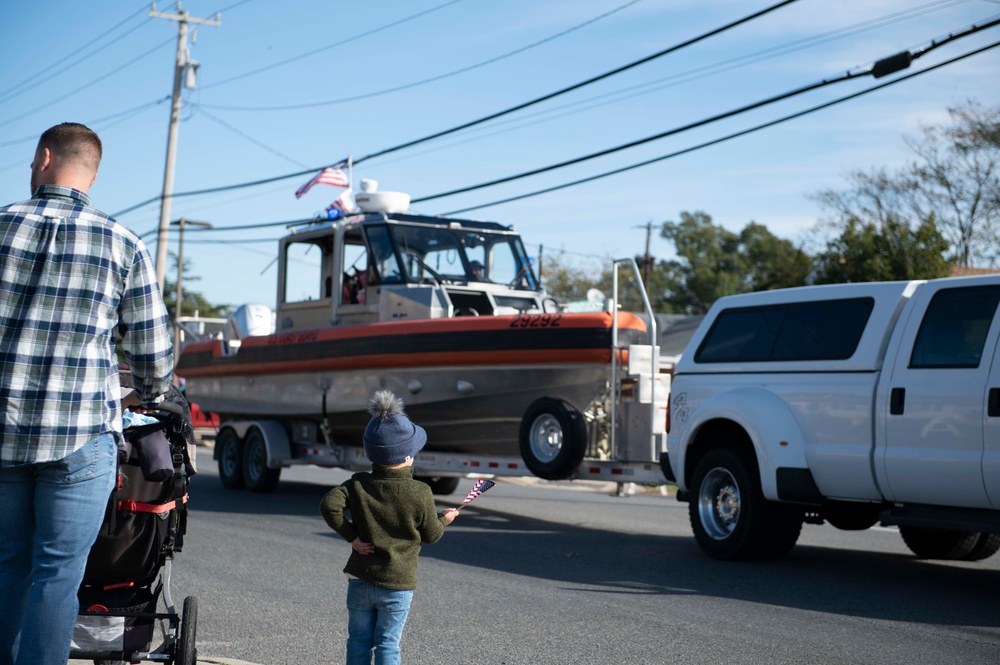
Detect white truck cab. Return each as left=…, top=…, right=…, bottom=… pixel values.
left=666, top=275, right=1000, bottom=561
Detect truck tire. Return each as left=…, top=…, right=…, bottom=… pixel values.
left=243, top=428, right=281, bottom=493
left=416, top=476, right=460, bottom=495
left=961, top=533, right=1000, bottom=561
left=216, top=428, right=246, bottom=490
left=899, top=526, right=980, bottom=559
left=519, top=398, right=587, bottom=481
left=689, top=448, right=801, bottom=560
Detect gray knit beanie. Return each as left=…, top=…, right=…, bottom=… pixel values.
left=362, top=390, right=427, bottom=465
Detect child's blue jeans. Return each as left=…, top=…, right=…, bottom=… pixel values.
left=346, top=578, right=413, bottom=665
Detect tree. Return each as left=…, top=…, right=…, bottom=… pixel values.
left=812, top=214, right=950, bottom=284
left=814, top=101, right=1000, bottom=270
left=906, top=101, right=1000, bottom=267
left=162, top=252, right=232, bottom=320
left=657, top=211, right=810, bottom=314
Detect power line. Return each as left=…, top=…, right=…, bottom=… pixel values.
left=350, top=0, right=800, bottom=166
left=0, top=96, right=171, bottom=149
left=201, top=0, right=646, bottom=111
left=194, top=105, right=310, bottom=168
left=441, top=38, right=1000, bottom=216
left=365, top=0, right=973, bottom=170
left=411, top=15, right=1000, bottom=204
left=199, top=0, right=468, bottom=91
left=0, top=36, right=175, bottom=130
left=153, top=37, right=1000, bottom=241
left=111, top=0, right=800, bottom=216
left=0, top=6, right=151, bottom=103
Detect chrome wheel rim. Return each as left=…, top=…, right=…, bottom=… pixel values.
left=698, top=466, right=740, bottom=540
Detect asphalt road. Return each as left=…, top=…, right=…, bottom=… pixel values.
left=168, top=448, right=1000, bottom=665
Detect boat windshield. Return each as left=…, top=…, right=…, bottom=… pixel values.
left=371, top=223, right=538, bottom=290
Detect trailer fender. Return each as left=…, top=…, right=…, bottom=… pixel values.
left=674, top=387, right=808, bottom=501
left=214, top=420, right=291, bottom=469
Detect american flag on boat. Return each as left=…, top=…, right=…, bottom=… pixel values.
left=295, top=160, right=350, bottom=198
left=461, top=479, right=496, bottom=505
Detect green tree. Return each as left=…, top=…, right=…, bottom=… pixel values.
left=812, top=214, right=951, bottom=284
left=657, top=211, right=810, bottom=314
left=162, top=252, right=232, bottom=320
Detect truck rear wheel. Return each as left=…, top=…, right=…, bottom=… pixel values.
left=963, top=533, right=1000, bottom=561
left=217, top=428, right=245, bottom=490
left=689, top=448, right=801, bottom=560
left=899, top=526, right=980, bottom=559
left=519, top=398, right=587, bottom=480
left=243, top=429, right=282, bottom=493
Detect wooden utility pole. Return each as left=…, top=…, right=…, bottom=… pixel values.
left=150, top=2, right=220, bottom=292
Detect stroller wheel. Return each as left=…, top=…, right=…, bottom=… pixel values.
left=176, top=596, right=198, bottom=665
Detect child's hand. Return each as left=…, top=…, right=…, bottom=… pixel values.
left=442, top=508, right=460, bottom=525
left=351, top=538, right=374, bottom=555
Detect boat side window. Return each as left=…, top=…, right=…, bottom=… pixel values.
left=341, top=238, right=368, bottom=306
left=365, top=225, right=403, bottom=284
left=283, top=239, right=329, bottom=303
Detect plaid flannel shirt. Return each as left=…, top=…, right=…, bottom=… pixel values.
left=0, top=185, right=174, bottom=465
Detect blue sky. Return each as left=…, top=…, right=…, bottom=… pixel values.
left=3, top=0, right=999, bottom=308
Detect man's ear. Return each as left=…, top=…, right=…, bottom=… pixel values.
left=89, top=170, right=98, bottom=188
left=33, top=147, right=52, bottom=172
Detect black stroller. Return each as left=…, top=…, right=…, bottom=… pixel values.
left=69, top=382, right=199, bottom=665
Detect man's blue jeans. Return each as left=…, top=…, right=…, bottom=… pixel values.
left=346, top=578, right=414, bottom=665
left=0, top=433, right=117, bottom=665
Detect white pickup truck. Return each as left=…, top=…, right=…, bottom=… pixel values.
left=664, top=274, right=1000, bottom=561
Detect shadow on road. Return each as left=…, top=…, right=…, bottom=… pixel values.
left=188, top=471, right=1000, bottom=631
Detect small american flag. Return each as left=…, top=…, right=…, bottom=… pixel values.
left=460, top=479, right=496, bottom=506
left=295, top=160, right=350, bottom=198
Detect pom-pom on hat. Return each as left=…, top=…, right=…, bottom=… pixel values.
left=363, top=390, right=427, bottom=465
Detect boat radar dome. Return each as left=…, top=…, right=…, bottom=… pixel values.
left=355, top=178, right=410, bottom=213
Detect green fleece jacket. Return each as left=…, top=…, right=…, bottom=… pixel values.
left=319, top=465, right=447, bottom=590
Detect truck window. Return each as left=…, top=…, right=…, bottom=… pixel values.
left=909, top=285, right=1000, bottom=368
left=695, top=297, right=873, bottom=363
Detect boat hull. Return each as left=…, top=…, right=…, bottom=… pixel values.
left=177, top=312, right=649, bottom=455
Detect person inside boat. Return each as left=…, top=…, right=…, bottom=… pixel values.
left=469, top=260, right=484, bottom=281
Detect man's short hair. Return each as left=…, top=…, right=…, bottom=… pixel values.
left=38, top=122, right=102, bottom=170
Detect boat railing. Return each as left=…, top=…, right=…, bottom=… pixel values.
left=609, top=257, right=660, bottom=467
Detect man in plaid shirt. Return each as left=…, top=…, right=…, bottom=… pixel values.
left=0, top=123, right=174, bottom=665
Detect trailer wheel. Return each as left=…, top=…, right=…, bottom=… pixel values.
left=216, top=428, right=245, bottom=490
left=900, top=526, right=980, bottom=559
left=689, top=448, right=801, bottom=560
left=962, top=533, right=1000, bottom=561
left=519, top=398, right=587, bottom=480
left=243, top=429, right=281, bottom=493
left=416, top=476, right=461, bottom=495
left=176, top=596, right=198, bottom=665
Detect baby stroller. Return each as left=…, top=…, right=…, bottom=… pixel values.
left=69, top=382, right=199, bottom=665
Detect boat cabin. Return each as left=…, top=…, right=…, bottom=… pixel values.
left=276, top=212, right=557, bottom=332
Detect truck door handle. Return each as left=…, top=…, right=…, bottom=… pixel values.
left=890, top=387, right=905, bottom=415
left=989, top=388, right=1000, bottom=418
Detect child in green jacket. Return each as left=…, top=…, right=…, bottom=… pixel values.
left=320, top=390, right=459, bottom=665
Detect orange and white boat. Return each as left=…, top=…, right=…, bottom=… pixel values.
left=177, top=186, right=664, bottom=486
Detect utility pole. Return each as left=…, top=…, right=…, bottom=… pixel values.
left=171, top=217, right=212, bottom=353
left=635, top=220, right=654, bottom=287
left=150, top=2, right=220, bottom=292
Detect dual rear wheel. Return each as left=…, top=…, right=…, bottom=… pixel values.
left=216, top=427, right=281, bottom=493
